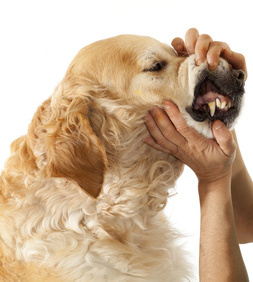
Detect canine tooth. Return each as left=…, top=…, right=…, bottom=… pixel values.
left=208, top=101, right=216, bottom=117
left=216, top=98, right=221, bottom=108
left=228, top=101, right=232, bottom=108
left=221, top=101, right=226, bottom=109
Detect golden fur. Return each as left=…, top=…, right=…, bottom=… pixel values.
left=0, top=34, right=239, bottom=281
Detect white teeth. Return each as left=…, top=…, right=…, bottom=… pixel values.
left=216, top=98, right=221, bottom=108
left=221, top=101, right=227, bottom=109
left=207, top=98, right=233, bottom=116
left=208, top=101, right=216, bottom=117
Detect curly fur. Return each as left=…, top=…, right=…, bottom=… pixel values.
left=0, top=35, right=201, bottom=281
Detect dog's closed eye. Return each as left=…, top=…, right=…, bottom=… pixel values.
left=144, top=61, right=167, bottom=72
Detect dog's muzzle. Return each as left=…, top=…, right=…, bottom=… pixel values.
left=186, top=67, right=245, bottom=127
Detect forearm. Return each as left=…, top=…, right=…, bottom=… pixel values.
left=231, top=130, right=253, bottom=243
left=198, top=176, right=249, bottom=281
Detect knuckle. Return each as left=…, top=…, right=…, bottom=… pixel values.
left=176, top=124, right=189, bottom=135
left=225, top=135, right=233, bottom=144
left=211, top=41, right=224, bottom=48
left=238, top=53, right=246, bottom=63
left=163, top=130, right=175, bottom=141
left=199, top=33, right=212, bottom=41
left=195, top=46, right=206, bottom=53
left=211, top=41, right=231, bottom=52
left=152, top=115, right=165, bottom=127
left=212, top=40, right=224, bottom=45
left=221, top=134, right=234, bottom=146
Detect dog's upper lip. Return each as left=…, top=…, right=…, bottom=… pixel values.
left=194, top=78, right=232, bottom=101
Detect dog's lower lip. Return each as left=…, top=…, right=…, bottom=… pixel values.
left=186, top=106, right=208, bottom=122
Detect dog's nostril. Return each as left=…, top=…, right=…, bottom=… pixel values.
left=232, top=69, right=245, bottom=82
left=238, top=71, right=245, bottom=81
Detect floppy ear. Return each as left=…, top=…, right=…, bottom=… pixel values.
left=30, top=82, right=107, bottom=199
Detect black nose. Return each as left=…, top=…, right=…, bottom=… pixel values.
left=232, top=69, right=246, bottom=85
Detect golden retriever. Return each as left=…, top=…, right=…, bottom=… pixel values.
left=0, top=35, right=245, bottom=281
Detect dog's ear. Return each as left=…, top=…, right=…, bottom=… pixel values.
left=30, top=82, right=107, bottom=199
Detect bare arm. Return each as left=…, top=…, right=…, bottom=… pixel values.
left=198, top=175, right=249, bottom=281
left=231, top=131, right=253, bottom=243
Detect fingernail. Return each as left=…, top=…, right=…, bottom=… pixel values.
left=163, top=102, right=171, bottom=109
left=143, top=114, right=151, bottom=122
left=142, top=137, right=149, bottom=143
left=196, top=59, right=204, bottom=66
left=214, top=121, right=223, bottom=130
left=209, top=62, right=218, bottom=71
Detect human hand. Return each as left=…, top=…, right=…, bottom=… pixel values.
left=171, top=28, right=247, bottom=77
left=144, top=101, right=236, bottom=183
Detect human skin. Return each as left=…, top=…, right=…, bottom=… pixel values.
left=144, top=28, right=252, bottom=281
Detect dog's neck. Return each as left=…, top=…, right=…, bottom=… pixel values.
left=93, top=112, right=183, bottom=222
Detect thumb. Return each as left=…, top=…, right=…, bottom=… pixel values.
left=212, top=120, right=236, bottom=157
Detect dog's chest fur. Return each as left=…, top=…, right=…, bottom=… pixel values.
left=0, top=145, right=191, bottom=281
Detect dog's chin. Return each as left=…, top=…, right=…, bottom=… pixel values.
left=182, top=110, right=214, bottom=138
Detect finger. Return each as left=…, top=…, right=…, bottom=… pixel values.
left=150, top=106, right=187, bottom=147
left=222, top=51, right=247, bottom=79
left=206, top=41, right=232, bottom=70
left=171, top=37, right=187, bottom=56
left=185, top=28, right=199, bottom=55
left=212, top=120, right=236, bottom=157
left=143, top=136, right=172, bottom=154
left=163, top=100, right=203, bottom=142
left=144, top=111, right=178, bottom=154
left=194, top=34, right=213, bottom=65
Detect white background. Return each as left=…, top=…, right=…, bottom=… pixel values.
left=0, top=0, right=252, bottom=280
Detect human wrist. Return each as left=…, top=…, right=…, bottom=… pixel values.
left=197, top=168, right=232, bottom=186
left=197, top=169, right=232, bottom=187
left=198, top=172, right=232, bottom=205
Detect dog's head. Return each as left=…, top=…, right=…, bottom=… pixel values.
left=66, top=35, right=245, bottom=136
left=28, top=35, right=245, bottom=199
